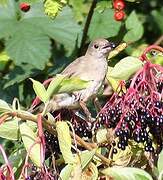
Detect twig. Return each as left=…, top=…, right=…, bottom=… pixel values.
left=78, top=0, right=97, bottom=56
left=154, top=35, right=163, bottom=45
left=10, top=111, right=111, bottom=165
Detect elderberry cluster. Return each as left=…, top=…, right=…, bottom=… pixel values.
left=71, top=118, right=93, bottom=139
left=26, top=165, right=58, bottom=180
left=44, top=130, right=60, bottom=159
left=96, top=62, right=163, bottom=152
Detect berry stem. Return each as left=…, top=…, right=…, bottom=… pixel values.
left=9, top=111, right=111, bottom=165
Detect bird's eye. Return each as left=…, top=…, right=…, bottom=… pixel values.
left=94, top=44, right=99, bottom=49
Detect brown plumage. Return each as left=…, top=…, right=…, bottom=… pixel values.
left=47, top=38, right=115, bottom=111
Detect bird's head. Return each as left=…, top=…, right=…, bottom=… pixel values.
left=86, top=38, right=115, bottom=58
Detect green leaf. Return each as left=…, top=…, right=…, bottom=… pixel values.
left=106, top=66, right=123, bottom=92
left=56, top=121, right=75, bottom=164
left=0, top=51, right=10, bottom=71
left=58, top=77, right=89, bottom=94
left=0, top=99, right=12, bottom=112
left=9, top=149, right=26, bottom=173
left=158, top=150, right=163, bottom=174
left=88, top=9, right=121, bottom=40
left=30, top=78, right=47, bottom=103
left=80, top=149, right=96, bottom=169
left=44, top=6, right=82, bottom=48
left=46, top=74, right=65, bottom=100
left=101, top=167, right=153, bottom=180
left=124, top=11, right=144, bottom=42
left=109, top=56, right=143, bottom=80
left=3, top=64, right=40, bottom=88
left=6, top=21, right=51, bottom=69
left=69, top=0, right=90, bottom=22
left=19, top=121, right=41, bottom=167
left=60, top=164, right=75, bottom=180
left=0, top=0, right=18, bottom=38
left=0, top=118, right=19, bottom=140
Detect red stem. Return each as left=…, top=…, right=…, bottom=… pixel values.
left=140, top=45, right=163, bottom=61
left=37, top=114, right=45, bottom=164
left=0, top=145, right=15, bottom=180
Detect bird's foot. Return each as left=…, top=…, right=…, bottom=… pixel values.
left=79, top=101, right=94, bottom=122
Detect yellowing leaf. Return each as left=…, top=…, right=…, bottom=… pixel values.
left=109, top=56, right=143, bottom=80
left=0, top=118, right=19, bottom=140
left=101, top=167, right=153, bottom=180
left=158, top=150, right=163, bottom=174
left=0, top=99, right=12, bottom=112
left=107, top=66, right=126, bottom=93
left=79, top=149, right=96, bottom=169
left=19, top=121, right=41, bottom=167
left=30, top=78, right=47, bottom=103
left=56, top=121, right=75, bottom=164
left=82, top=162, right=98, bottom=180
left=60, top=164, right=75, bottom=180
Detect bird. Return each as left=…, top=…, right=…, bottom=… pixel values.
left=31, top=38, right=115, bottom=118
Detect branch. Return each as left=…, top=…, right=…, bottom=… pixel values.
left=78, top=0, right=97, bottom=56
left=154, top=35, right=163, bottom=45
left=9, top=111, right=111, bottom=165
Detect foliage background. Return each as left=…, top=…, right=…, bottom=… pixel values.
left=0, top=0, right=162, bottom=107
left=0, top=0, right=162, bottom=179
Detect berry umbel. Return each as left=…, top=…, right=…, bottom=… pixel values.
left=96, top=45, right=163, bottom=153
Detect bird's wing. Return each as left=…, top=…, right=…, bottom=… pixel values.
left=61, top=56, right=87, bottom=78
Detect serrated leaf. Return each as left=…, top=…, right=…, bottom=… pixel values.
left=101, top=167, right=153, bottom=180
left=0, top=99, right=12, bottom=112
left=88, top=9, right=121, bottom=40
left=6, top=22, right=51, bottom=69
left=46, top=74, right=65, bottom=100
left=0, top=0, right=18, bottom=38
left=56, top=121, right=75, bottom=164
left=124, top=11, right=144, bottom=42
left=30, top=78, right=47, bottom=103
left=0, top=118, right=19, bottom=140
left=109, top=56, right=143, bottom=80
left=45, top=6, right=82, bottom=48
left=19, top=121, right=41, bottom=167
left=158, top=150, right=163, bottom=174
left=24, top=5, right=82, bottom=49
left=57, top=77, right=89, bottom=94
left=60, top=164, right=75, bottom=180
left=80, top=149, right=96, bottom=170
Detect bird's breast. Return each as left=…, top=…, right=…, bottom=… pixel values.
left=79, top=58, right=108, bottom=82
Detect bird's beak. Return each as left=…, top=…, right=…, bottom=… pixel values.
left=102, top=42, right=116, bottom=50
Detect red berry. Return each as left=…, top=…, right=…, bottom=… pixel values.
left=19, top=2, right=30, bottom=12
left=113, top=0, right=125, bottom=10
left=114, top=10, right=125, bottom=21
